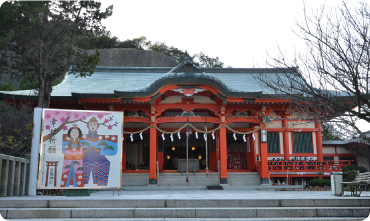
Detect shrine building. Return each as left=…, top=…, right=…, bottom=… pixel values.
left=0, top=50, right=358, bottom=186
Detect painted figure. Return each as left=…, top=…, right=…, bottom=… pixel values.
left=61, top=124, right=84, bottom=187
left=82, top=116, right=117, bottom=186
left=87, top=117, right=99, bottom=139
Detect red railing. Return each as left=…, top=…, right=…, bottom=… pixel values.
left=267, top=160, right=352, bottom=172
left=256, top=161, right=262, bottom=177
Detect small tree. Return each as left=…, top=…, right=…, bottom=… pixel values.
left=0, top=1, right=113, bottom=108
left=254, top=2, right=370, bottom=144
left=322, top=122, right=342, bottom=140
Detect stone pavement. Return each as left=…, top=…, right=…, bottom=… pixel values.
left=1, top=190, right=369, bottom=221
left=2, top=189, right=368, bottom=200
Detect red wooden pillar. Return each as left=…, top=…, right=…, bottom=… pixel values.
left=282, top=118, right=290, bottom=160
left=315, top=122, right=323, bottom=162
left=259, top=127, right=269, bottom=184
left=219, top=123, right=227, bottom=184
left=215, top=131, right=220, bottom=171
left=149, top=122, right=157, bottom=184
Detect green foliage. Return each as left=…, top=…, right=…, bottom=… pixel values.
left=342, top=165, right=367, bottom=181
left=0, top=1, right=19, bottom=50
left=194, top=51, right=224, bottom=68
left=64, top=165, right=71, bottom=169
left=77, top=167, right=84, bottom=171
left=72, top=161, right=80, bottom=165
left=0, top=101, right=33, bottom=157
left=308, top=179, right=331, bottom=186
left=83, top=34, right=146, bottom=50
left=0, top=82, right=14, bottom=91
left=0, top=1, right=113, bottom=107
left=146, top=40, right=185, bottom=62
left=117, top=36, right=148, bottom=50
left=86, top=35, right=225, bottom=68
left=18, top=72, right=65, bottom=90
left=82, top=30, right=119, bottom=50
left=321, top=122, right=342, bottom=140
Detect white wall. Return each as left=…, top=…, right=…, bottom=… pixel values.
left=322, top=147, right=336, bottom=154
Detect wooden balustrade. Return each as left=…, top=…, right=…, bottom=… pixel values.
left=267, top=160, right=352, bottom=172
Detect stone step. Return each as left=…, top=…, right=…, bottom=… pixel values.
left=157, top=172, right=261, bottom=187
left=122, top=172, right=262, bottom=187
left=121, top=185, right=307, bottom=191
left=1, top=199, right=370, bottom=208
left=122, top=186, right=209, bottom=190
left=5, top=218, right=367, bottom=221
left=2, top=207, right=369, bottom=219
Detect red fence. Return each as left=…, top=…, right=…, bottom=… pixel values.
left=267, top=160, right=352, bottom=172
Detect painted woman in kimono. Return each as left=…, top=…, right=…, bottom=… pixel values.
left=61, top=124, right=84, bottom=187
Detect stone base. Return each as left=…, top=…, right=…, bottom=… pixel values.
left=66, top=189, right=90, bottom=197
left=261, top=178, right=269, bottom=184
left=220, top=178, right=227, bottom=184
left=149, top=178, right=157, bottom=185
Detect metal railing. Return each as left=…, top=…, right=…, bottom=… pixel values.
left=0, top=154, right=29, bottom=196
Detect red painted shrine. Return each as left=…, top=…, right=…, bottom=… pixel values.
left=0, top=53, right=357, bottom=186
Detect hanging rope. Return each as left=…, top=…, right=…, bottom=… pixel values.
left=122, top=121, right=274, bottom=135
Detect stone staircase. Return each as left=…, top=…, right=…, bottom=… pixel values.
left=227, top=172, right=261, bottom=186
left=158, top=172, right=219, bottom=186
left=122, top=172, right=261, bottom=189
left=0, top=198, right=368, bottom=220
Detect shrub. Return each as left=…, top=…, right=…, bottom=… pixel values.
left=342, top=165, right=367, bottom=181
left=308, top=179, right=331, bottom=187
left=0, top=101, right=33, bottom=157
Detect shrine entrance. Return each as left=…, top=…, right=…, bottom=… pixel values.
left=162, top=132, right=208, bottom=170
left=124, top=133, right=150, bottom=171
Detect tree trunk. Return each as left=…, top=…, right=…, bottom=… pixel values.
left=37, top=74, right=53, bottom=108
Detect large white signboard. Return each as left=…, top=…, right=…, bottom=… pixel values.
left=38, top=109, right=123, bottom=189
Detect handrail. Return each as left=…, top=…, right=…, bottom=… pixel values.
left=267, top=160, right=352, bottom=172
left=256, top=161, right=262, bottom=177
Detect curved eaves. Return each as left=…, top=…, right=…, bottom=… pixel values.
left=113, top=71, right=263, bottom=98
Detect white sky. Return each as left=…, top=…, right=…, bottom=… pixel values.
left=0, top=0, right=367, bottom=132
left=100, top=0, right=346, bottom=68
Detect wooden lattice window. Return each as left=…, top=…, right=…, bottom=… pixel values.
left=267, top=132, right=279, bottom=153
left=293, top=133, right=313, bottom=153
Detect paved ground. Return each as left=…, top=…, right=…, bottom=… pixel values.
left=2, top=189, right=370, bottom=200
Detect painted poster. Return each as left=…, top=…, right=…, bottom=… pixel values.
left=38, top=109, right=123, bottom=189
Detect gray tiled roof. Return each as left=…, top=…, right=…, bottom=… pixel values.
left=0, top=66, right=278, bottom=98
left=322, top=140, right=347, bottom=145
